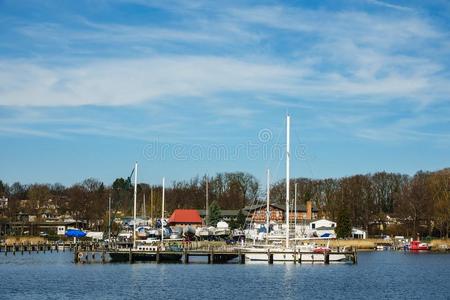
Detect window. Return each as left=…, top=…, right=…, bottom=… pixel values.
left=312, top=223, right=315, bottom=229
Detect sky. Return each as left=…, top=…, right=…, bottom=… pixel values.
left=0, top=0, right=449, bottom=186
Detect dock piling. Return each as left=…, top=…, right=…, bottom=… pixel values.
left=156, top=247, right=160, bottom=264
left=128, top=248, right=133, bottom=263
left=324, top=252, right=330, bottom=264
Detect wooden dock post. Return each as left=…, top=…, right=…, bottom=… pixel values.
left=156, top=247, right=160, bottom=264
left=102, top=249, right=106, bottom=264
left=28, top=242, right=31, bottom=254
left=74, top=246, right=79, bottom=264
left=324, top=252, right=330, bottom=264
left=4, top=244, right=7, bottom=256
left=21, top=243, right=24, bottom=255
left=13, top=243, right=16, bottom=255
left=183, top=248, right=189, bottom=264
left=268, top=249, right=273, bottom=264
left=211, top=249, right=215, bottom=264
left=299, top=253, right=302, bottom=264
left=293, top=249, right=297, bottom=264
left=238, top=249, right=245, bottom=264
left=128, top=248, right=133, bottom=263
left=352, top=250, right=357, bottom=264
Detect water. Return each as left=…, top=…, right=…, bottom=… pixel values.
left=0, top=251, right=449, bottom=299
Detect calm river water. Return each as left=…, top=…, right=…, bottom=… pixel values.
left=0, top=251, right=449, bottom=299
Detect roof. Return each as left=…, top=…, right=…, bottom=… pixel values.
left=197, top=209, right=245, bottom=217
left=244, top=203, right=319, bottom=212
left=169, top=209, right=203, bottom=224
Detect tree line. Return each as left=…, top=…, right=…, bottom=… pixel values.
left=0, top=169, right=448, bottom=237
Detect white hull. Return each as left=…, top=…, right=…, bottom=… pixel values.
left=243, top=248, right=347, bottom=263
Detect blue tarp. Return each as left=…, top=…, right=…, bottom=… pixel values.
left=65, top=229, right=87, bottom=238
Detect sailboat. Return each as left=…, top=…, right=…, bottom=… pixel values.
left=242, top=116, right=348, bottom=263
left=109, top=165, right=182, bottom=262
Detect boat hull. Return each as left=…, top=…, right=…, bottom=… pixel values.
left=108, top=251, right=182, bottom=262
left=243, top=249, right=347, bottom=262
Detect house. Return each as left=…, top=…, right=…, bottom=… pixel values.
left=244, top=200, right=318, bottom=224
left=197, top=209, right=245, bottom=223
left=310, top=219, right=336, bottom=238
left=0, top=197, right=8, bottom=209
left=168, top=209, right=203, bottom=228
left=352, top=228, right=367, bottom=239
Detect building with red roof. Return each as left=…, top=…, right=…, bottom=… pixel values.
left=168, top=209, right=203, bottom=227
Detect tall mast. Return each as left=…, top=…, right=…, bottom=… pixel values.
left=143, top=193, right=146, bottom=219
left=161, top=177, right=165, bottom=243
left=150, top=187, right=153, bottom=226
left=285, top=115, right=290, bottom=248
left=294, top=183, right=298, bottom=238
left=108, top=194, right=111, bottom=241
left=205, top=177, right=209, bottom=226
left=266, top=169, right=270, bottom=245
left=133, top=162, right=138, bottom=249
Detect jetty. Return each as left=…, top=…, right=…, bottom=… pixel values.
left=71, top=242, right=358, bottom=264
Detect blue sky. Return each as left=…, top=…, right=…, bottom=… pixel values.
left=0, top=0, right=449, bottom=186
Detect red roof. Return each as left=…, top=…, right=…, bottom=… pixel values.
left=168, top=209, right=203, bottom=224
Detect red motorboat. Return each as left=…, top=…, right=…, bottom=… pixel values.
left=409, top=240, right=430, bottom=251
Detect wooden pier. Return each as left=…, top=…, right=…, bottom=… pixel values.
left=101, top=247, right=357, bottom=265
left=0, top=241, right=76, bottom=255
left=1, top=240, right=357, bottom=265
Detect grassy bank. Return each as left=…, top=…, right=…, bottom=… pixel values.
left=5, top=236, right=47, bottom=246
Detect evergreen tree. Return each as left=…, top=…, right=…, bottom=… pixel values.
left=336, top=208, right=352, bottom=238
left=208, top=201, right=221, bottom=226
left=236, top=209, right=246, bottom=229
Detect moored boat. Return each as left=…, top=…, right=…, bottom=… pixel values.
left=409, top=240, right=430, bottom=251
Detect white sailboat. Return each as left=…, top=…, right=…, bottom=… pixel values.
left=243, top=115, right=347, bottom=263
left=109, top=165, right=182, bottom=262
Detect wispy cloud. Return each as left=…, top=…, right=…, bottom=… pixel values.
left=366, top=0, right=414, bottom=12
left=0, top=0, right=449, bottom=147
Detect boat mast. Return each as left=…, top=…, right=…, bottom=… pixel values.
left=266, top=169, right=270, bottom=245
left=285, top=115, right=290, bottom=248
left=150, top=187, right=153, bottom=226
left=143, top=193, right=146, bottom=219
left=294, top=183, right=297, bottom=239
left=108, top=193, right=111, bottom=242
left=161, top=177, right=165, bottom=244
left=205, top=176, right=209, bottom=226
left=133, top=162, right=138, bottom=249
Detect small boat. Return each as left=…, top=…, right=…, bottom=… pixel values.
left=195, top=227, right=210, bottom=237
left=215, top=221, right=230, bottom=237
left=313, top=244, right=331, bottom=254
left=183, top=225, right=196, bottom=236
left=65, top=229, right=86, bottom=238
left=108, top=244, right=182, bottom=262
left=409, top=240, right=430, bottom=251
left=170, top=227, right=183, bottom=239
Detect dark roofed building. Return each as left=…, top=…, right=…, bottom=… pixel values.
left=244, top=201, right=318, bottom=224
left=197, top=209, right=245, bottom=222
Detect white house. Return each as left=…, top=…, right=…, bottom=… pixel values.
left=352, top=228, right=367, bottom=239
left=309, top=219, right=336, bottom=238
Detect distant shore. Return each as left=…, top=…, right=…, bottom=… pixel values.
left=2, top=236, right=449, bottom=252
